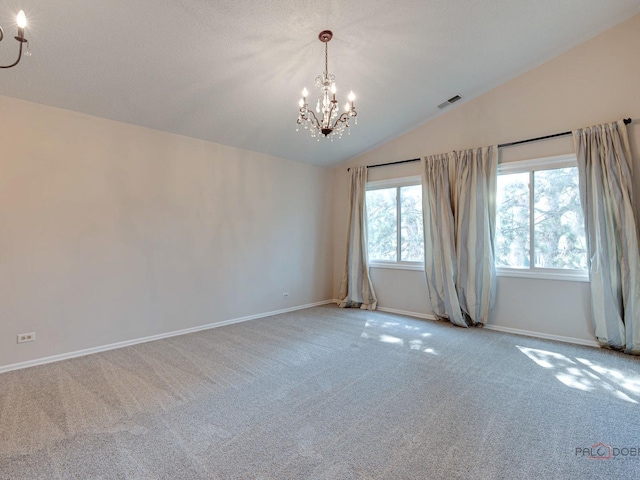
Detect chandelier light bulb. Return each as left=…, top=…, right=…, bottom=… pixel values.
left=348, top=91, right=355, bottom=102
left=344, top=103, right=350, bottom=112
left=331, top=84, right=337, bottom=94
left=17, top=10, right=26, bottom=28
left=0, top=9, right=28, bottom=68
left=299, top=99, right=304, bottom=108
left=302, top=88, right=308, bottom=98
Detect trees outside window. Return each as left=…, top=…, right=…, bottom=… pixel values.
left=496, top=155, right=588, bottom=280
left=366, top=178, right=424, bottom=267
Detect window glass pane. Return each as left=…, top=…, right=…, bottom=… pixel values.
left=533, top=167, right=587, bottom=269
left=366, top=188, right=397, bottom=261
left=496, top=172, right=530, bottom=267
left=400, top=185, right=424, bottom=262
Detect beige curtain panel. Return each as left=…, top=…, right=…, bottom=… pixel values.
left=573, top=120, right=640, bottom=355
left=338, top=166, right=378, bottom=310
left=421, top=147, right=497, bottom=327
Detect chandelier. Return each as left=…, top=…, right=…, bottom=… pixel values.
left=0, top=10, right=29, bottom=69
left=297, top=30, right=357, bottom=140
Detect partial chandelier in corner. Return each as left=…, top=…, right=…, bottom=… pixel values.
left=297, top=30, right=357, bottom=141
left=0, top=10, right=30, bottom=69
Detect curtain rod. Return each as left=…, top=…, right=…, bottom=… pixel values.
left=498, top=117, right=632, bottom=148
left=347, top=118, right=633, bottom=171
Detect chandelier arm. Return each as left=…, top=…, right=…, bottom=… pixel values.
left=0, top=36, right=24, bottom=69
left=327, top=100, right=338, bottom=123
left=305, top=109, right=323, bottom=130
left=330, top=112, right=351, bottom=130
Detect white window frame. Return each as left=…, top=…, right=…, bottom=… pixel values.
left=366, top=176, right=424, bottom=271
left=496, top=154, right=589, bottom=282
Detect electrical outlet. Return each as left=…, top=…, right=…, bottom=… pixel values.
left=17, top=332, right=36, bottom=344
left=282, top=292, right=290, bottom=298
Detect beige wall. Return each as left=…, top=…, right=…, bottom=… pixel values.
left=0, top=96, right=334, bottom=369
left=333, top=14, right=640, bottom=343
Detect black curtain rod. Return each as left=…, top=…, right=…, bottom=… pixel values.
left=347, top=157, right=420, bottom=171
left=347, top=118, right=633, bottom=171
left=498, top=117, right=632, bottom=148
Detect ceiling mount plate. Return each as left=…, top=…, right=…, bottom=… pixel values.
left=318, top=30, right=333, bottom=43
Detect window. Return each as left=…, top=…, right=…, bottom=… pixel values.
left=366, top=177, right=424, bottom=269
left=495, top=154, right=588, bottom=281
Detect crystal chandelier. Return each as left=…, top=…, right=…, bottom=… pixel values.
left=297, top=30, right=357, bottom=140
left=0, top=10, right=30, bottom=69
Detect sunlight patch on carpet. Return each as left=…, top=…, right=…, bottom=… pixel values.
left=517, top=346, right=639, bottom=404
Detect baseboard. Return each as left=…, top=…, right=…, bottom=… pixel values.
left=328, top=300, right=438, bottom=321
left=484, top=324, right=600, bottom=348
left=370, top=304, right=599, bottom=348
left=0, top=299, right=335, bottom=374
left=376, top=306, right=438, bottom=321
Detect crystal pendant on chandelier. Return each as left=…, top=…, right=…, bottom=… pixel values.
left=296, top=30, right=357, bottom=140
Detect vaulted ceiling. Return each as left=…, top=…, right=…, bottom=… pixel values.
left=2, top=1, right=640, bottom=166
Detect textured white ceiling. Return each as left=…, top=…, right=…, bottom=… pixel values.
left=1, top=1, right=639, bottom=166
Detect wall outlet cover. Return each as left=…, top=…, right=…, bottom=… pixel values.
left=17, top=332, right=36, bottom=344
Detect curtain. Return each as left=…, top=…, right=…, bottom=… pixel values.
left=573, top=120, right=640, bottom=354
left=421, top=147, right=497, bottom=327
left=338, top=166, right=378, bottom=310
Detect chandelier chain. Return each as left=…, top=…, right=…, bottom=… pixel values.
left=324, top=42, right=328, bottom=76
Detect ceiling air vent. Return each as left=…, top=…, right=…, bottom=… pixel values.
left=437, top=94, right=462, bottom=109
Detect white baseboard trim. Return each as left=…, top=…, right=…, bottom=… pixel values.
left=369, top=304, right=599, bottom=348
left=0, top=300, right=335, bottom=375
left=484, top=324, right=600, bottom=348
left=376, top=306, right=438, bottom=321
left=328, top=301, right=438, bottom=321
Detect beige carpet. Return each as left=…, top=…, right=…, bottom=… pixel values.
left=1, top=305, right=639, bottom=479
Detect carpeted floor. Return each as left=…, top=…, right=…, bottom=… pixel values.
left=0, top=305, right=639, bottom=479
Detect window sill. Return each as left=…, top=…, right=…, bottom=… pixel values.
left=369, top=262, right=424, bottom=272
left=496, top=268, right=589, bottom=283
